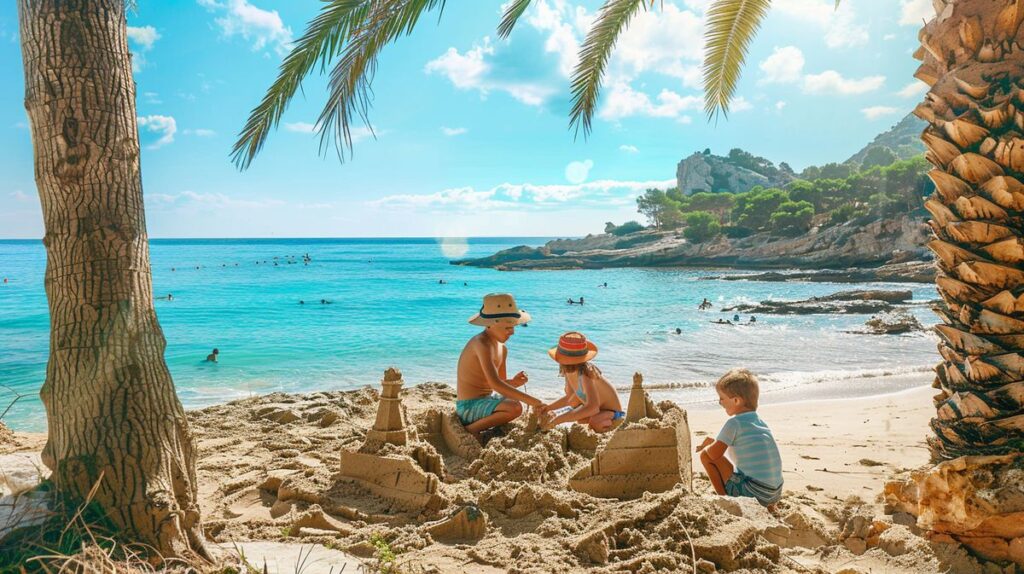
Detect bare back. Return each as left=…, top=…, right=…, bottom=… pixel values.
left=567, top=367, right=622, bottom=412
left=457, top=331, right=507, bottom=400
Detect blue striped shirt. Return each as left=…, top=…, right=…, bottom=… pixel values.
left=717, top=411, right=783, bottom=488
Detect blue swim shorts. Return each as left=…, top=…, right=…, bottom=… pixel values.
left=725, top=469, right=783, bottom=506
left=456, top=395, right=505, bottom=425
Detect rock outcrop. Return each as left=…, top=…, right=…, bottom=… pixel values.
left=676, top=151, right=792, bottom=195
left=864, top=311, right=926, bottom=334
left=455, top=214, right=932, bottom=278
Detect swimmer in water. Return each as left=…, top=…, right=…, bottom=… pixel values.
left=206, top=348, right=219, bottom=362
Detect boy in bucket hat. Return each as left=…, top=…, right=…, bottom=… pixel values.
left=457, top=293, right=546, bottom=440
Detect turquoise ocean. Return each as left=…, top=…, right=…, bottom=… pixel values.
left=0, top=238, right=938, bottom=432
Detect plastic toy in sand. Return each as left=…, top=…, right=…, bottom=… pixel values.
left=569, top=373, right=693, bottom=500
left=338, top=368, right=448, bottom=512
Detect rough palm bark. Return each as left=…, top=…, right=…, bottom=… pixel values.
left=909, top=0, right=1024, bottom=564
left=17, top=0, right=209, bottom=561
left=916, top=0, right=1024, bottom=461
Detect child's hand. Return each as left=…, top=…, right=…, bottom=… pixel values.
left=511, top=371, right=529, bottom=387
left=539, top=413, right=558, bottom=431
left=695, top=436, right=715, bottom=452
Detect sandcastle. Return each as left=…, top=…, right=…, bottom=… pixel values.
left=569, top=373, right=692, bottom=499
left=337, top=368, right=447, bottom=512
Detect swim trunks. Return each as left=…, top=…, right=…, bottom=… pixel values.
left=456, top=395, right=505, bottom=425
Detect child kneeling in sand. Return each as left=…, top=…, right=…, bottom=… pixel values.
left=696, top=368, right=783, bottom=508
left=539, top=332, right=624, bottom=432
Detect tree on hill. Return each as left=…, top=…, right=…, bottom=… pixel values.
left=732, top=187, right=789, bottom=231
left=769, top=200, right=815, bottom=236
left=861, top=145, right=898, bottom=169
left=683, top=211, right=722, bottom=243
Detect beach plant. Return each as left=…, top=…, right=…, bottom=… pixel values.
left=14, top=0, right=208, bottom=563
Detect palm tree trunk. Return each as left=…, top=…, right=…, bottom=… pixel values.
left=911, top=0, right=1024, bottom=564
left=17, top=0, right=209, bottom=561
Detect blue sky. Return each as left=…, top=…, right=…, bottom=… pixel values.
left=0, top=0, right=934, bottom=238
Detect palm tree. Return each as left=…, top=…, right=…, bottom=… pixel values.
left=17, top=0, right=209, bottom=562
left=235, top=0, right=1022, bottom=562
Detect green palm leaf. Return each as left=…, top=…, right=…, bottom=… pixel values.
left=497, top=0, right=533, bottom=38
left=569, top=0, right=650, bottom=139
left=316, top=0, right=444, bottom=161
left=232, top=0, right=374, bottom=170
left=702, top=0, right=771, bottom=121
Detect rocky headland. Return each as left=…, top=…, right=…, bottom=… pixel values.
left=454, top=214, right=934, bottom=283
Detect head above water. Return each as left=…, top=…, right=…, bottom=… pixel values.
left=715, top=368, right=759, bottom=414
left=211, top=348, right=219, bottom=355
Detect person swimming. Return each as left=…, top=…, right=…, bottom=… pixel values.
left=206, top=348, right=219, bottom=362
left=675, top=327, right=682, bottom=334
left=733, top=314, right=740, bottom=322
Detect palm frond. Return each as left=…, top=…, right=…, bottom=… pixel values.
left=702, top=0, right=771, bottom=122
left=497, top=0, right=533, bottom=38
left=316, top=0, right=445, bottom=161
left=568, top=0, right=650, bottom=139
left=231, top=0, right=374, bottom=170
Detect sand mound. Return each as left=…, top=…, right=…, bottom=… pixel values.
left=187, top=381, right=996, bottom=573
left=0, top=422, right=14, bottom=447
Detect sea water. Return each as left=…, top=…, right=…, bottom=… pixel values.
left=0, top=238, right=939, bottom=432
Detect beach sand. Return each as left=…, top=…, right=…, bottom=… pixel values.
left=1, top=381, right=995, bottom=573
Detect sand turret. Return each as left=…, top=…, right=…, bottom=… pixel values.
left=338, top=368, right=447, bottom=512
left=625, top=372, right=648, bottom=422
left=569, top=372, right=692, bottom=500
left=365, top=367, right=413, bottom=445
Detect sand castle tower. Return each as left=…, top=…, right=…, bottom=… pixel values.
left=338, top=368, right=446, bottom=512
left=569, top=372, right=692, bottom=500
left=365, top=367, right=413, bottom=445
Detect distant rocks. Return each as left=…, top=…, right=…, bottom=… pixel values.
left=863, top=311, right=925, bottom=335
left=706, top=262, right=935, bottom=284
left=722, top=290, right=927, bottom=334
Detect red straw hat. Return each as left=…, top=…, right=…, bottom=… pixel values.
left=548, top=331, right=598, bottom=365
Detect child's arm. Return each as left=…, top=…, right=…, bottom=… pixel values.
left=476, top=345, right=542, bottom=407
left=542, top=373, right=601, bottom=428
left=696, top=438, right=728, bottom=461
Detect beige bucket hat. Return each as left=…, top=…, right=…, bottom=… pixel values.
left=468, top=293, right=532, bottom=326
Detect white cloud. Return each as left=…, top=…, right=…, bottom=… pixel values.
left=861, top=105, right=901, bottom=120
left=284, top=122, right=377, bottom=142
left=441, top=126, right=468, bottom=136
left=758, top=46, right=805, bottom=84
left=897, top=81, right=928, bottom=98
left=883, top=33, right=897, bottom=41
left=202, top=0, right=293, bottom=55
left=803, top=71, right=885, bottom=95
left=619, top=144, right=639, bottom=154
left=9, top=190, right=31, bottom=202
left=425, top=40, right=492, bottom=89
left=775, top=100, right=787, bottom=111
left=126, top=25, right=160, bottom=50
left=284, top=121, right=316, bottom=133
left=183, top=128, right=216, bottom=137
left=565, top=159, right=594, bottom=184
left=370, top=178, right=676, bottom=211
left=899, top=0, right=934, bottom=26
left=143, top=91, right=162, bottom=104
left=526, top=0, right=581, bottom=77
left=599, top=83, right=702, bottom=120
left=731, top=96, right=753, bottom=112
left=607, top=3, right=704, bottom=86
left=774, top=0, right=868, bottom=48
left=425, top=38, right=554, bottom=106
left=137, top=115, right=177, bottom=149
left=149, top=190, right=285, bottom=210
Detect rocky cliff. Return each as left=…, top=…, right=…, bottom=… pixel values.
left=675, top=151, right=793, bottom=195
left=845, top=114, right=927, bottom=166
left=454, top=214, right=932, bottom=279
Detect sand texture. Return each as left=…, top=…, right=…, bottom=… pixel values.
left=1, top=380, right=1006, bottom=572
left=166, top=378, right=998, bottom=573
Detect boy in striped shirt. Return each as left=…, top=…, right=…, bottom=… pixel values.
left=696, top=368, right=784, bottom=508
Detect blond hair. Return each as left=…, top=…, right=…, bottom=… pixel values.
left=716, top=368, right=759, bottom=410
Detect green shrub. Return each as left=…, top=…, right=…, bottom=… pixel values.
left=610, top=220, right=645, bottom=236
left=682, top=211, right=722, bottom=243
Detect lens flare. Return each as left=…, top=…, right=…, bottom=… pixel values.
left=438, top=237, right=469, bottom=259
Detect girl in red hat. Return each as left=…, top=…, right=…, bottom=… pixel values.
left=540, top=332, right=624, bottom=433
